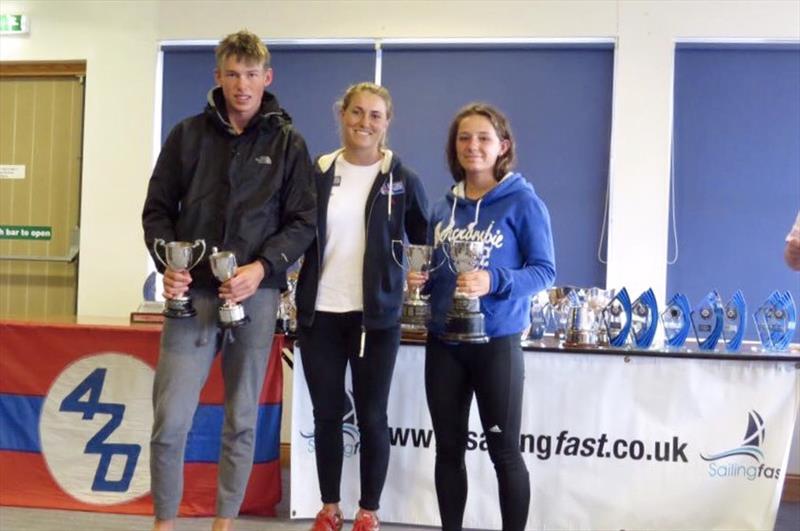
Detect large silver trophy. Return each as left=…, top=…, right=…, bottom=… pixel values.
left=152, top=238, right=206, bottom=318
left=208, top=247, right=249, bottom=328
left=442, top=240, right=489, bottom=343
left=392, top=241, right=440, bottom=333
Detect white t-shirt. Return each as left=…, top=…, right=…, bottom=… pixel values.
left=315, top=156, right=381, bottom=312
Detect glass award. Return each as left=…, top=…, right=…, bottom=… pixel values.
left=631, top=288, right=658, bottom=349
left=754, top=291, right=797, bottom=352
left=528, top=290, right=549, bottom=341
left=603, top=287, right=632, bottom=348
left=587, top=288, right=615, bottom=346
left=691, top=290, right=724, bottom=351
left=661, top=292, right=691, bottom=348
left=722, top=290, right=747, bottom=352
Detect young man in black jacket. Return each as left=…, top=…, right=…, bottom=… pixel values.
left=142, top=30, right=315, bottom=531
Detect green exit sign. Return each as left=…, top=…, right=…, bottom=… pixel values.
left=0, top=14, right=29, bottom=35
left=0, top=225, right=51, bottom=240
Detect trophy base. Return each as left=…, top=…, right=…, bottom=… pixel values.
left=219, top=303, right=249, bottom=329
left=441, top=312, right=489, bottom=344
left=163, top=297, right=197, bottom=319
left=401, top=301, right=429, bottom=332
left=564, top=329, right=598, bottom=348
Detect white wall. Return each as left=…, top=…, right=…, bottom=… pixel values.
left=2, top=0, right=798, bottom=471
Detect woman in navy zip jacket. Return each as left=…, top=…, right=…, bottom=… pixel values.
left=409, top=103, right=555, bottom=531
left=295, top=82, right=429, bottom=531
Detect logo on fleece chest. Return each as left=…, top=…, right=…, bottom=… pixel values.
left=434, top=220, right=505, bottom=267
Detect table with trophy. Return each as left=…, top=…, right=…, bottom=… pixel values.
left=289, top=240, right=800, bottom=530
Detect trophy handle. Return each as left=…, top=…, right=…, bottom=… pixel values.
left=152, top=238, right=168, bottom=268
left=429, top=253, right=447, bottom=272
left=441, top=241, right=460, bottom=274
left=390, top=239, right=408, bottom=271
left=188, top=239, right=207, bottom=271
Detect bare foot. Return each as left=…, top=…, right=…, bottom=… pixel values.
left=212, top=517, right=233, bottom=531
left=153, top=519, right=175, bottom=531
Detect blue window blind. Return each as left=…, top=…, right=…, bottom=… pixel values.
left=160, top=44, right=375, bottom=157
left=381, top=44, right=614, bottom=288
left=669, top=43, right=800, bottom=340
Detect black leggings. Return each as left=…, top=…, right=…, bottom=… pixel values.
left=298, top=311, right=400, bottom=511
left=425, top=334, right=530, bottom=531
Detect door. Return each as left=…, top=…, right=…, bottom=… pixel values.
left=0, top=62, right=85, bottom=320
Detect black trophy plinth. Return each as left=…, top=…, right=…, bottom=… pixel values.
left=163, top=297, right=197, bottom=318
left=441, top=297, right=489, bottom=344
left=401, top=301, right=430, bottom=332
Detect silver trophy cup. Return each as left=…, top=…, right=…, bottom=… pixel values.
left=208, top=247, right=249, bottom=328
left=152, top=239, right=206, bottom=318
left=392, top=241, right=438, bottom=333
left=442, top=240, right=488, bottom=343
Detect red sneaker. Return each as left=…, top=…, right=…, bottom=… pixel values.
left=352, top=511, right=380, bottom=531
left=311, top=507, right=343, bottom=531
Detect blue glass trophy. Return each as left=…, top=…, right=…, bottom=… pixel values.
left=528, top=290, right=549, bottom=341
left=754, top=291, right=797, bottom=352
left=661, top=293, right=691, bottom=348
left=691, top=290, right=724, bottom=351
left=603, top=287, right=632, bottom=347
left=722, top=290, right=747, bottom=352
left=631, top=288, right=658, bottom=348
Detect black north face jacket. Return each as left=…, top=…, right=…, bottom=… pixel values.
left=142, top=88, right=316, bottom=290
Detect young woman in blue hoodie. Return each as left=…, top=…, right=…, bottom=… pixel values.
left=409, top=103, right=555, bottom=531
left=295, top=83, right=429, bottom=531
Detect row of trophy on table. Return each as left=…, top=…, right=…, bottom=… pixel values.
left=529, top=286, right=796, bottom=353
left=152, top=239, right=249, bottom=328
left=150, top=238, right=797, bottom=352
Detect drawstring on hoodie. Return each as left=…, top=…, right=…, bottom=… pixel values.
left=447, top=185, right=484, bottom=231
left=468, top=198, right=482, bottom=230
left=387, top=171, right=394, bottom=217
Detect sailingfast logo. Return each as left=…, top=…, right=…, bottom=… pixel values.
left=299, top=388, right=361, bottom=457
left=700, top=410, right=781, bottom=481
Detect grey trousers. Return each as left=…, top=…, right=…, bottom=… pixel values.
left=149, top=288, right=279, bottom=519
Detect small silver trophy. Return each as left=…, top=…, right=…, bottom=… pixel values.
left=442, top=240, right=488, bottom=343
left=548, top=286, right=581, bottom=343
left=392, top=241, right=441, bottom=333
left=209, top=247, right=249, bottom=328
left=152, top=238, right=206, bottom=318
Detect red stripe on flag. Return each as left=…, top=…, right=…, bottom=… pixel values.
left=0, top=322, right=285, bottom=405
left=0, top=451, right=281, bottom=516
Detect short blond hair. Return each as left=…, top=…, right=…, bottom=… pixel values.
left=215, top=30, right=270, bottom=70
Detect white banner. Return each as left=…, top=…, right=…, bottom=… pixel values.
left=291, top=345, right=799, bottom=530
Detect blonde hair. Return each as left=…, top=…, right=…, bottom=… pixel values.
left=215, top=30, right=270, bottom=70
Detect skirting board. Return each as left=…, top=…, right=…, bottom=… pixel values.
left=279, top=443, right=800, bottom=502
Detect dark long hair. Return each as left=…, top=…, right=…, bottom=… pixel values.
left=445, top=102, right=516, bottom=183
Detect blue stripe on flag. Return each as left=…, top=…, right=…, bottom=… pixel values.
left=0, top=394, right=281, bottom=464
left=185, top=404, right=281, bottom=464
left=0, top=394, right=43, bottom=452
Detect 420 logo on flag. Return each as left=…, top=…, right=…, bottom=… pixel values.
left=39, top=353, right=154, bottom=504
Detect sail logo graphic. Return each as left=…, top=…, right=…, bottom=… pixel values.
left=300, top=388, right=361, bottom=457
left=700, top=410, right=781, bottom=481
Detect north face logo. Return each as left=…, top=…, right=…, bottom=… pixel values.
left=255, top=155, right=272, bottom=165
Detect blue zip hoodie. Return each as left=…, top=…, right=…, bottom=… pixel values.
left=426, top=172, right=556, bottom=338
